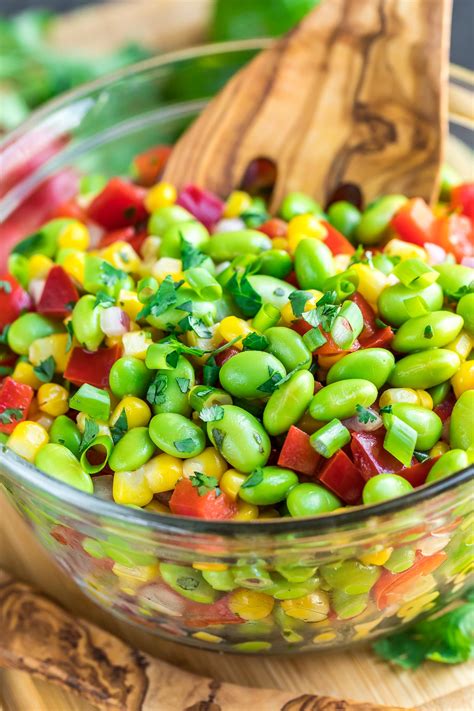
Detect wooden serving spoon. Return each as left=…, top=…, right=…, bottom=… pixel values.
left=164, top=0, right=451, bottom=210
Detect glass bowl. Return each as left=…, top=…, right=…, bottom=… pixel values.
left=0, top=42, right=473, bottom=654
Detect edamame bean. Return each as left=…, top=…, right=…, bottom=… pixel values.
left=149, top=412, right=205, bottom=458
left=435, top=264, right=474, bottom=299
left=355, top=195, right=407, bottom=245
left=203, top=230, right=271, bottom=262
left=265, top=327, right=312, bottom=371
left=35, top=444, right=93, bottom=493
left=258, top=249, right=293, bottom=279
left=49, top=415, right=82, bottom=458
left=109, top=427, right=155, bottom=472
left=294, top=238, right=335, bottom=291
left=378, top=282, right=444, bottom=327
left=389, top=349, right=460, bottom=389
left=331, top=589, right=368, bottom=619
left=202, top=569, right=236, bottom=592
left=457, top=293, right=474, bottom=337
left=150, top=356, right=195, bottom=416
left=239, top=466, right=298, bottom=506
left=392, top=311, right=464, bottom=352
left=72, top=295, right=104, bottom=352
left=263, top=370, right=314, bottom=435
left=384, top=547, right=416, bottom=573
left=12, top=218, right=74, bottom=259
left=247, top=274, right=294, bottom=309
left=159, top=563, right=217, bottom=603
left=146, top=287, right=217, bottom=330
left=309, top=379, right=377, bottom=421
left=327, top=201, right=361, bottom=240
left=109, top=357, right=152, bottom=399
left=7, top=313, right=63, bottom=355
left=233, top=562, right=274, bottom=590
left=426, top=449, right=471, bottom=482
left=427, top=381, right=451, bottom=408
left=206, top=405, right=270, bottom=472
left=160, top=220, right=209, bottom=258
left=326, top=348, right=394, bottom=389
left=279, top=192, right=323, bottom=220
left=147, top=205, right=193, bottom=236
left=320, top=560, right=381, bottom=594
left=219, top=351, right=286, bottom=399
left=189, top=385, right=232, bottom=412
left=390, top=403, right=442, bottom=450
left=269, top=575, right=319, bottom=601
left=450, top=390, right=474, bottom=450
left=362, top=473, right=414, bottom=505
left=286, top=483, right=341, bottom=517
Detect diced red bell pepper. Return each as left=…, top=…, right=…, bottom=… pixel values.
left=177, top=184, right=224, bottom=230
left=278, top=425, right=321, bottom=476
left=37, top=266, right=79, bottom=318
left=397, top=456, right=440, bottom=488
left=285, top=270, right=299, bottom=288
left=360, top=326, right=394, bottom=349
left=87, top=178, right=147, bottom=231
left=98, top=226, right=148, bottom=255
left=50, top=524, right=85, bottom=551
left=318, top=449, right=364, bottom=504
left=291, top=318, right=313, bottom=337
left=350, top=430, right=414, bottom=481
left=183, top=594, right=244, bottom=628
left=0, top=274, right=31, bottom=331
left=0, top=376, right=34, bottom=434
left=390, top=197, right=435, bottom=246
left=50, top=199, right=88, bottom=222
left=434, top=391, right=456, bottom=422
left=349, top=293, right=394, bottom=348
left=373, top=551, right=447, bottom=610
left=169, top=478, right=237, bottom=520
left=214, top=345, right=240, bottom=367
left=431, top=213, right=474, bottom=263
left=451, top=182, right=474, bottom=220
left=64, top=345, right=121, bottom=389
left=321, top=221, right=355, bottom=255
left=133, top=145, right=172, bottom=187
left=316, top=332, right=360, bottom=356
left=258, top=218, right=288, bottom=238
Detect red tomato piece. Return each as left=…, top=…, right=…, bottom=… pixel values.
left=390, top=197, right=435, bottom=246
left=258, top=218, right=288, bottom=238
left=321, top=221, right=355, bottom=255
left=87, top=178, right=147, bottom=231
left=98, top=226, right=135, bottom=248
left=214, top=346, right=240, bottom=367
left=49, top=200, right=88, bottom=222
left=64, top=345, right=121, bottom=389
left=0, top=377, right=34, bottom=434
left=278, top=425, right=321, bottom=476
left=183, top=594, right=244, bottom=628
left=350, top=430, right=414, bottom=481
left=397, top=456, right=440, bottom=488
left=373, top=551, right=447, bottom=610
left=451, top=182, right=474, bottom=220
left=318, top=450, right=364, bottom=504
left=0, top=274, right=31, bottom=331
left=177, top=184, right=224, bottom=230
left=360, top=326, right=394, bottom=349
left=433, top=391, right=457, bottom=423
left=37, top=266, right=79, bottom=318
left=431, top=214, right=474, bottom=263
left=133, top=145, right=172, bottom=187
left=169, top=478, right=237, bottom=520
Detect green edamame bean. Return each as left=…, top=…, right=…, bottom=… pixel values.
left=35, top=444, right=93, bottom=493
left=206, top=405, right=270, bottom=472
left=327, top=201, right=361, bottom=240
left=392, top=311, right=464, bottom=352
left=8, top=254, right=28, bottom=288
left=149, top=412, right=205, bottom=458
left=362, top=473, right=414, bottom=505
left=72, top=295, right=104, bottom=352
left=151, top=356, right=195, bottom=416
left=390, top=403, right=442, bottom=450
left=450, top=390, right=474, bottom=450
left=331, top=589, right=368, bottom=619
left=147, top=205, right=193, bottom=236
left=275, top=563, right=318, bottom=582
left=372, top=252, right=397, bottom=275
left=84, top=256, right=133, bottom=297
left=159, top=563, right=217, bottom=603
left=279, top=192, right=323, bottom=220
left=327, top=348, right=394, bottom=389
left=378, top=282, right=444, bottom=327
left=426, top=449, right=470, bottom=483
left=286, top=483, right=341, bottom=517
left=233, top=561, right=274, bottom=590
left=309, top=379, right=378, bottom=421
left=189, top=385, right=232, bottom=412
left=355, top=195, right=407, bottom=245
left=109, top=427, right=154, bottom=472
left=263, top=370, right=314, bottom=435
left=49, top=415, right=82, bottom=458
left=457, top=293, right=474, bottom=337
left=435, top=264, right=474, bottom=299
left=109, top=357, right=152, bottom=399
left=160, top=220, right=209, bottom=258
left=294, top=238, right=335, bottom=290
left=219, top=351, right=286, bottom=399
left=384, top=546, right=416, bottom=573
left=265, top=326, right=312, bottom=371
left=427, top=381, right=451, bottom=408
left=12, top=218, right=74, bottom=259
left=202, top=569, right=236, bottom=592
left=320, top=560, right=381, bottom=594
left=239, top=466, right=298, bottom=505
left=203, top=230, right=271, bottom=262
left=146, top=287, right=217, bottom=330
left=258, top=249, right=293, bottom=279
left=7, top=313, right=63, bottom=355
left=389, top=349, right=460, bottom=389
left=269, top=574, right=319, bottom=601
left=247, top=274, right=294, bottom=309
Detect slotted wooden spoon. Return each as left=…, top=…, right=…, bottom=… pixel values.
left=164, top=0, right=451, bottom=209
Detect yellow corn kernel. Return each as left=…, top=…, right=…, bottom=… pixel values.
left=415, top=389, right=433, bottom=410
left=379, top=388, right=419, bottom=408
left=58, top=221, right=90, bottom=251
left=112, top=561, right=160, bottom=593
left=182, top=447, right=227, bottom=480
left=384, top=238, right=427, bottom=261
left=7, top=421, right=49, bottom=462
left=333, top=254, right=351, bottom=273
left=144, top=500, right=170, bottom=514
left=105, top=335, right=123, bottom=348
left=142, top=454, right=183, bottom=494
left=28, top=254, right=53, bottom=281
left=217, top=316, right=254, bottom=349
left=61, top=250, right=85, bottom=285
left=122, top=330, right=153, bottom=360
left=29, top=334, right=70, bottom=373
left=219, top=469, right=246, bottom=501
left=192, top=561, right=228, bottom=572
left=313, top=631, right=337, bottom=644
left=151, top=257, right=184, bottom=283
left=359, top=547, right=393, bottom=566
left=272, top=237, right=289, bottom=251
left=76, top=412, right=111, bottom=438
left=430, top=441, right=450, bottom=457
left=185, top=325, right=220, bottom=364
left=233, top=501, right=259, bottom=521
left=280, top=289, right=322, bottom=325
left=281, top=590, right=330, bottom=622
left=118, top=289, right=143, bottom=321
left=110, top=396, right=151, bottom=429
left=37, top=383, right=69, bottom=416
left=113, top=469, right=154, bottom=507
left=191, top=631, right=223, bottom=644
left=140, top=236, right=161, bottom=261
left=11, top=361, right=43, bottom=389
left=228, top=589, right=274, bottom=620
left=145, top=182, right=177, bottom=212
left=446, top=331, right=473, bottom=362
left=102, top=242, right=140, bottom=273
left=224, top=190, right=252, bottom=218
left=451, top=360, right=474, bottom=398
left=350, top=263, right=389, bottom=308
left=288, top=214, right=326, bottom=241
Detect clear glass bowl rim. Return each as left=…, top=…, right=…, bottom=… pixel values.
left=0, top=39, right=472, bottom=536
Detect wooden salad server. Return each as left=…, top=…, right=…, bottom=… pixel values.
left=164, top=0, right=451, bottom=210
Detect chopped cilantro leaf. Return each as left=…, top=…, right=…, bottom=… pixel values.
left=302, top=308, right=320, bottom=328
left=0, top=325, right=11, bottom=347
left=356, top=405, right=378, bottom=424
left=0, top=280, right=12, bottom=294
left=199, top=405, right=224, bottom=422
left=33, top=356, right=55, bottom=383
left=380, top=405, right=393, bottom=415
left=179, top=314, right=212, bottom=338
left=424, top=325, right=434, bottom=339
left=110, top=409, right=128, bottom=444
left=137, top=275, right=180, bottom=320
left=100, top=261, right=127, bottom=288
left=0, top=407, right=23, bottom=425
left=241, top=468, right=264, bottom=489
left=190, top=471, right=221, bottom=496
left=146, top=374, right=168, bottom=405
left=174, top=437, right=197, bottom=453
left=165, top=350, right=180, bottom=368
left=226, top=265, right=262, bottom=317
left=257, top=366, right=284, bottom=394
left=79, top=418, right=99, bottom=455
left=289, top=290, right=311, bottom=318
left=177, top=576, right=199, bottom=590
left=242, top=332, right=269, bottom=351
left=414, top=450, right=430, bottom=462
left=94, top=291, right=116, bottom=308
left=175, top=377, right=190, bottom=394
left=65, top=321, right=74, bottom=353
left=181, top=237, right=207, bottom=270
left=211, top=427, right=226, bottom=450
left=203, top=356, right=219, bottom=386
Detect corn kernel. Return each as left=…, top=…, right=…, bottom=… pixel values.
left=313, top=631, right=337, bottom=643
left=281, top=591, right=329, bottom=622
left=272, top=237, right=289, bottom=250
left=288, top=214, right=327, bottom=241
left=379, top=388, right=419, bottom=408
left=122, top=330, right=153, bottom=360
left=359, top=547, right=393, bottom=566
left=280, top=289, right=322, bottom=325
left=219, top=469, right=246, bottom=501
left=451, top=360, right=474, bottom=398
left=224, top=190, right=252, bottom=218
left=113, top=469, right=153, bottom=507
left=446, top=331, right=473, bottom=362
left=145, top=182, right=177, bottom=212
left=105, top=335, right=123, bottom=348
left=218, top=316, right=254, bottom=349
left=228, top=589, right=274, bottom=620
left=185, top=325, right=220, bottom=364
left=152, top=257, right=183, bottom=283
left=191, top=631, right=223, bottom=644
left=350, top=263, right=389, bottom=308
left=182, top=447, right=227, bottom=480
left=384, top=238, right=427, bottom=261
left=58, top=221, right=90, bottom=251
left=118, top=289, right=143, bottom=321
left=28, top=254, right=53, bottom=281
left=415, top=389, right=433, bottom=410
left=430, top=441, right=450, bottom=457
left=29, top=334, right=70, bottom=373
left=233, top=501, right=259, bottom=520
left=12, top=361, right=43, bottom=389
left=333, top=254, right=352, bottom=273
left=37, top=383, right=69, bottom=416
left=110, top=396, right=151, bottom=429
left=142, top=454, right=183, bottom=494
left=144, top=500, right=170, bottom=514
left=140, top=236, right=161, bottom=261
left=61, top=250, right=85, bottom=285
left=112, top=561, right=160, bottom=583
left=102, top=242, right=140, bottom=273
left=192, top=561, right=228, bottom=572
left=7, top=421, right=49, bottom=462
left=76, top=412, right=111, bottom=438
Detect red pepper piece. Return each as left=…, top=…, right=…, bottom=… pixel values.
left=350, top=292, right=377, bottom=338
left=99, top=226, right=147, bottom=255
left=450, top=182, right=474, bottom=220
left=350, top=430, right=414, bottom=481
left=285, top=270, right=300, bottom=288
left=214, top=345, right=240, bottom=367
left=397, top=456, right=440, bottom=488
left=169, top=478, right=237, bottom=520
left=278, top=425, right=321, bottom=476
left=37, top=266, right=79, bottom=318
left=0, top=274, right=31, bottom=331
left=431, top=214, right=474, bottom=263
left=258, top=218, right=288, bottom=238
left=360, top=326, right=394, bottom=349
left=177, top=184, right=224, bottom=230
left=50, top=200, right=88, bottom=223
left=291, top=318, right=313, bottom=337
left=64, top=345, right=121, bottom=389
left=316, top=331, right=360, bottom=356
left=133, top=145, right=172, bottom=187
left=390, top=197, right=435, bottom=246
left=318, top=449, right=364, bottom=504
left=0, top=376, right=34, bottom=434
left=434, top=391, right=456, bottom=422
left=183, top=594, right=244, bottom=628
left=321, top=221, right=355, bottom=255
left=50, top=524, right=85, bottom=551
left=373, top=551, right=447, bottom=610
left=87, top=178, right=147, bottom=231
